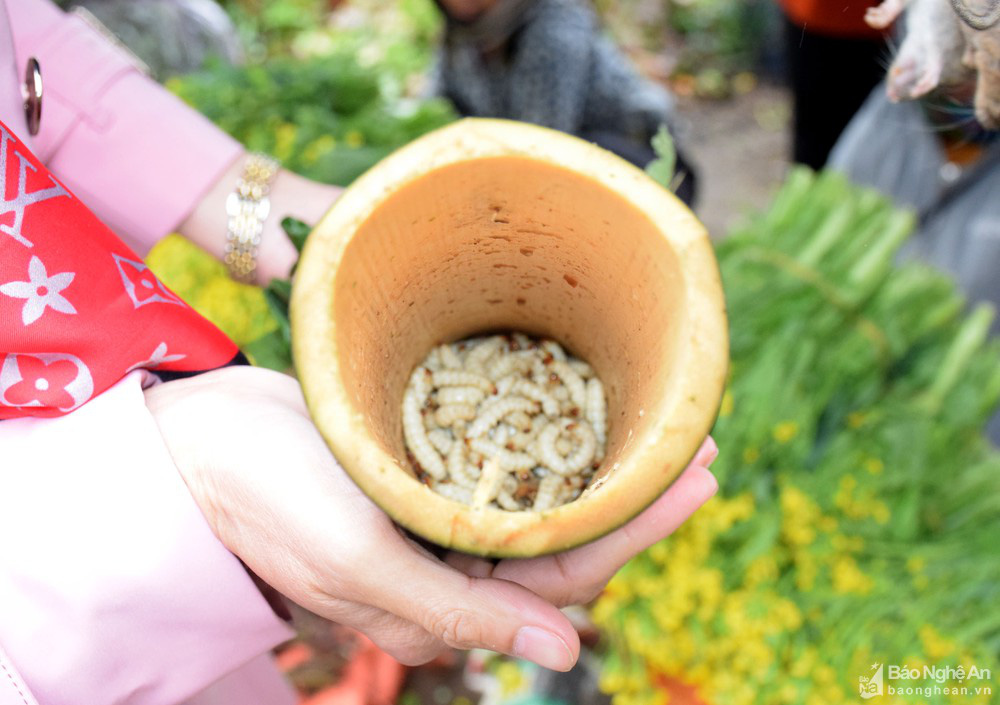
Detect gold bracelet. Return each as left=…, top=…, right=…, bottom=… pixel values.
left=224, top=153, right=279, bottom=283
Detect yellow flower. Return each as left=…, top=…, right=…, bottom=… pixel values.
left=795, top=553, right=818, bottom=590
left=872, top=501, right=891, bottom=524
left=919, top=624, right=956, bottom=660
left=495, top=660, right=525, bottom=696
left=832, top=555, right=873, bottom=594
left=772, top=420, right=799, bottom=443
left=742, top=446, right=760, bottom=463
left=864, top=457, right=884, bottom=474
left=778, top=683, right=799, bottom=703
left=746, top=555, right=779, bottom=586
left=832, top=533, right=864, bottom=552
left=345, top=129, right=365, bottom=147
left=301, top=134, right=337, bottom=165
left=720, top=389, right=734, bottom=417
left=273, top=122, right=297, bottom=162
left=847, top=411, right=868, bottom=428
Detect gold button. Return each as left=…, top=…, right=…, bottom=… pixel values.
left=22, top=57, right=42, bottom=136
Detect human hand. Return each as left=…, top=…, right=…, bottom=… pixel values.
left=145, top=366, right=718, bottom=671
left=178, top=156, right=341, bottom=285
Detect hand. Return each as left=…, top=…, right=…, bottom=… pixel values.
left=178, top=155, right=341, bottom=285
left=145, top=366, right=718, bottom=671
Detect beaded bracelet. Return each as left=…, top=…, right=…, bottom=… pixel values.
left=224, top=153, right=279, bottom=283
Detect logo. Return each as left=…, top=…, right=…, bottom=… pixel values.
left=857, top=660, right=992, bottom=700
left=860, top=663, right=884, bottom=699
left=0, top=124, right=71, bottom=248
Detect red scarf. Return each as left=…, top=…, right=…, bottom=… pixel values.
left=0, top=120, right=237, bottom=419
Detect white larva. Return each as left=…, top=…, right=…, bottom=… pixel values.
left=469, top=437, right=537, bottom=472
left=403, top=388, right=446, bottom=480
left=496, top=490, right=522, bottom=511
left=487, top=349, right=534, bottom=380
left=446, top=440, right=479, bottom=489
left=471, top=458, right=507, bottom=509
left=432, top=370, right=495, bottom=394
left=437, top=386, right=486, bottom=407
left=537, top=420, right=597, bottom=476
left=508, top=379, right=560, bottom=417
left=567, top=359, right=594, bottom=379
left=495, top=374, right=518, bottom=397
left=506, top=410, right=533, bottom=432
left=439, top=343, right=463, bottom=370
left=409, top=366, right=432, bottom=405
left=496, top=475, right=522, bottom=511
left=432, top=481, right=473, bottom=504
left=541, top=339, right=567, bottom=362
left=530, top=357, right=548, bottom=384
left=532, top=473, right=564, bottom=512
left=404, top=332, right=608, bottom=511
left=464, top=335, right=505, bottom=373
left=586, top=378, right=607, bottom=446
left=435, top=404, right=477, bottom=427
left=466, top=396, right=539, bottom=438
left=424, top=348, right=442, bottom=371
left=550, top=360, right=587, bottom=410
left=427, top=428, right=453, bottom=456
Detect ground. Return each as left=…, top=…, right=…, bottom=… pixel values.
left=678, top=83, right=792, bottom=238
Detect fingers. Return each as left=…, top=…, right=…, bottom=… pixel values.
left=358, top=536, right=580, bottom=671
left=491, top=437, right=719, bottom=606
left=691, top=434, right=720, bottom=468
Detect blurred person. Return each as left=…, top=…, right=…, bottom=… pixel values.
left=56, top=0, right=243, bottom=80
left=431, top=0, right=698, bottom=204
left=779, top=0, right=888, bottom=168
left=0, top=1, right=721, bottom=704
left=829, top=12, right=1000, bottom=432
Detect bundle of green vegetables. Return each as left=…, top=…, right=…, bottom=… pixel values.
left=167, top=50, right=454, bottom=187
left=592, top=168, right=1000, bottom=705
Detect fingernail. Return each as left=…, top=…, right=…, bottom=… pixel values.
left=513, top=626, right=574, bottom=671
left=704, top=437, right=719, bottom=466
left=703, top=467, right=720, bottom=498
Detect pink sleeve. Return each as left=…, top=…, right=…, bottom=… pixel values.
left=7, top=0, right=243, bottom=255
left=0, top=372, right=294, bottom=705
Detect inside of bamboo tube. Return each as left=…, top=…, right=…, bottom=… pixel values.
left=333, top=156, right=687, bottom=490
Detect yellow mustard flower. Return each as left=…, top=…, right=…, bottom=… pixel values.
left=273, top=122, right=297, bottom=162
left=720, top=389, right=734, bottom=417
left=832, top=555, right=874, bottom=594
left=864, top=457, right=885, bottom=474
left=772, top=420, right=800, bottom=443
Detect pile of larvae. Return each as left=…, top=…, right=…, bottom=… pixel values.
left=402, top=333, right=608, bottom=511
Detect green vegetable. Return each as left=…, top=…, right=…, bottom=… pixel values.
left=645, top=125, right=676, bottom=190
left=594, top=166, right=1000, bottom=705
left=168, top=52, right=455, bottom=186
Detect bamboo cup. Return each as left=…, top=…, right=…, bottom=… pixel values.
left=292, top=119, right=728, bottom=557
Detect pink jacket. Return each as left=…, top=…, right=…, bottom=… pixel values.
left=0, top=2, right=295, bottom=703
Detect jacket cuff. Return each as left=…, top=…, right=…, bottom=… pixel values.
left=0, top=372, right=293, bottom=705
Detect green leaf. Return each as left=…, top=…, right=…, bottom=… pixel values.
left=281, top=216, right=312, bottom=253
left=264, top=277, right=292, bottom=346
left=243, top=329, right=293, bottom=371
left=645, top=124, right=676, bottom=190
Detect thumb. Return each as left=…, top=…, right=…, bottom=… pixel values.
left=363, top=546, right=580, bottom=671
